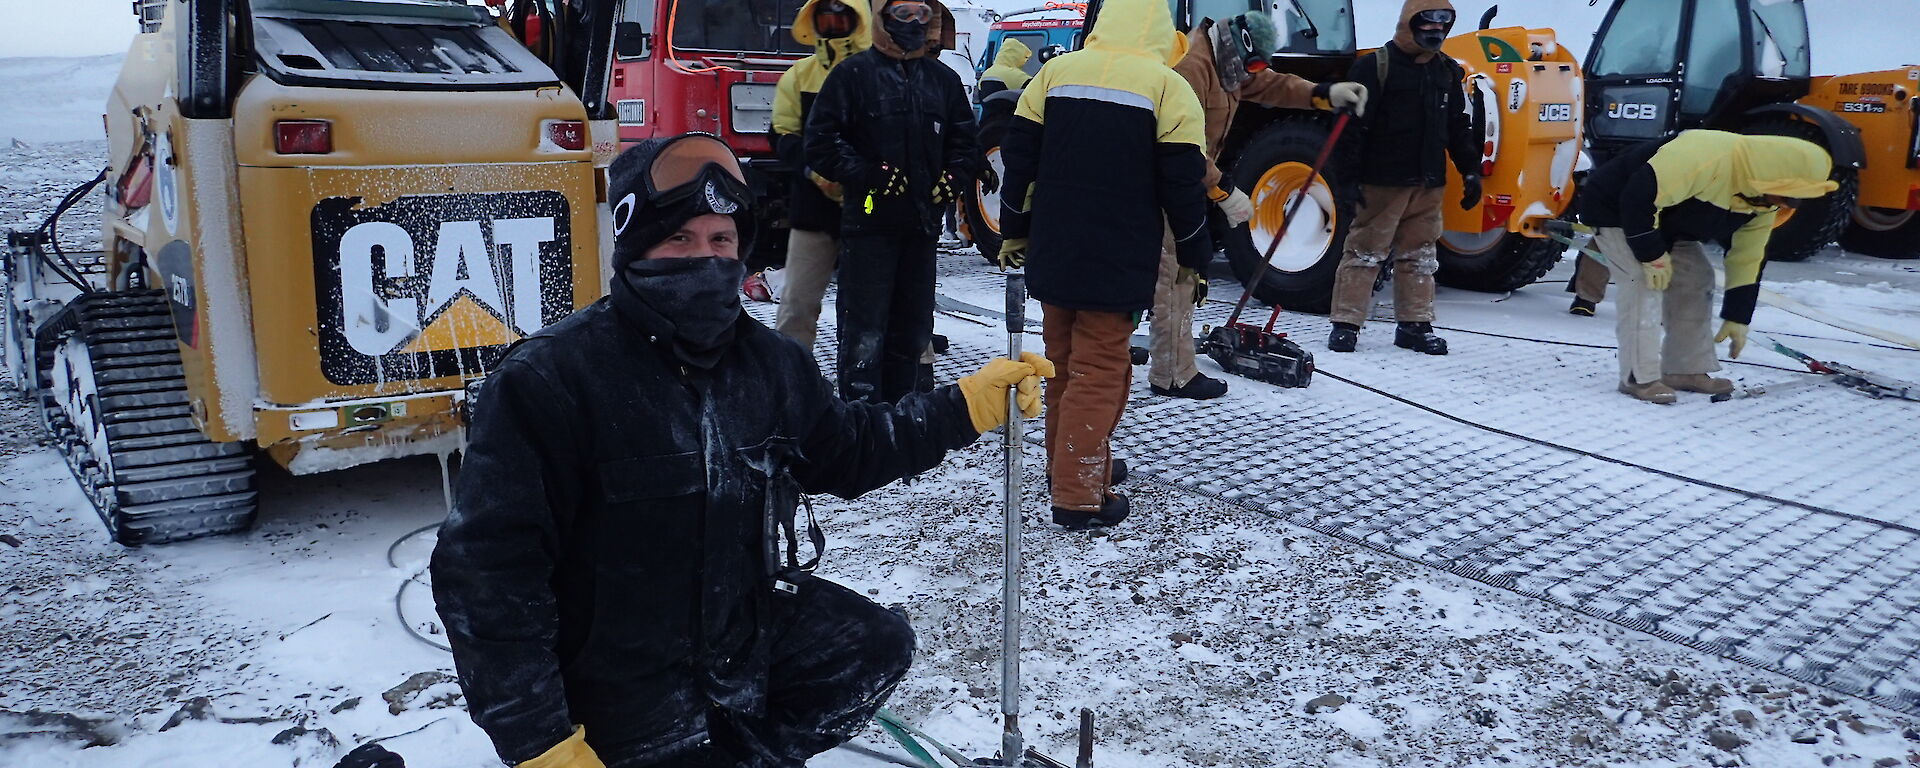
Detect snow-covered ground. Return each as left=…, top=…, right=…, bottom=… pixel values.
left=7, top=51, right=1920, bottom=768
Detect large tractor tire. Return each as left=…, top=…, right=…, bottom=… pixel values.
left=1743, top=118, right=1860, bottom=262
left=1838, top=206, right=1920, bottom=259
left=1436, top=229, right=1566, bottom=292
left=961, top=145, right=1006, bottom=266
left=1223, top=117, right=1353, bottom=315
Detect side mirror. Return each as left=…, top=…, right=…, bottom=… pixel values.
left=614, top=22, right=649, bottom=59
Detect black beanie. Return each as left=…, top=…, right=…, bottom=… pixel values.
left=606, top=135, right=757, bottom=265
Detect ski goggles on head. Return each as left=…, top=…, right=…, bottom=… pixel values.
left=1411, top=9, right=1456, bottom=28
left=882, top=1, right=934, bottom=24
left=617, top=134, right=751, bottom=233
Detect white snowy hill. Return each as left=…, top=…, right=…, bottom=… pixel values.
left=0, top=55, right=123, bottom=146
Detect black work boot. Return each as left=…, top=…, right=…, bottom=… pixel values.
left=915, top=363, right=936, bottom=392
left=1327, top=322, right=1359, bottom=353
left=1130, top=346, right=1150, bottom=366
left=1052, top=492, right=1130, bottom=530
left=1569, top=297, right=1597, bottom=317
left=1394, top=322, right=1449, bottom=355
left=1150, top=372, right=1228, bottom=400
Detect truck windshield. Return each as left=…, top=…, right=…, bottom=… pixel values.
left=668, top=0, right=810, bottom=55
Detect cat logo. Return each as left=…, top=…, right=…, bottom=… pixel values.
left=311, top=191, right=573, bottom=386
left=1607, top=102, right=1661, bottom=121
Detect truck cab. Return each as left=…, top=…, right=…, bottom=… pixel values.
left=606, top=0, right=812, bottom=263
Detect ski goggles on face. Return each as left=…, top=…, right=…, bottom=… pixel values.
left=814, top=2, right=856, bottom=36
left=1411, top=9, right=1456, bottom=28
left=882, top=1, right=934, bottom=24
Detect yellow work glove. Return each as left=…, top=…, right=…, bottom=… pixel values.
left=997, top=237, right=1028, bottom=270
left=518, top=727, right=605, bottom=768
left=1715, top=321, right=1750, bottom=359
left=1178, top=266, right=1207, bottom=307
left=809, top=171, right=843, bottom=203
left=956, top=352, right=1057, bottom=434
left=1641, top=254, right=1673, bottom=292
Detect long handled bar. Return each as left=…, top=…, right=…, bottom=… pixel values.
left=1224, top=111, right=1354, bottom=330
left=1001, top=273, right=1027, bottom=765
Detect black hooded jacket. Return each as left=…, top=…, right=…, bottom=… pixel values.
left=1345, top=42, right=1480, bottom=188
left=803, top=46, right=983, bottom=237
left=430, top=292, right=978, bottom=765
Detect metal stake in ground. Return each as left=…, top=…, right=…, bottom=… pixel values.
left=1002, top=272, right=1026, bottom=765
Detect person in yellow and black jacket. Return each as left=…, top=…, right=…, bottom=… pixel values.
left=1579, top=130, right=1838, bottom=404
left=996, top=0, right=1213, bottom=530
left=772, top=0, right=869, bottom=349
left=1327, top=0, right=1480, bottom=356
left=975, top=37, right=1032, bottom=101
left=1145, top=10, right=1368, bottom=401
left=805, top=0, right=985, bottom=405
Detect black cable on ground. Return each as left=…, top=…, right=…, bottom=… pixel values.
left=389, top=522, right=452, bottom=652
left=1419, top=323, right=1814, bottom=374
left=1311, top=366, right=1920, bottom=537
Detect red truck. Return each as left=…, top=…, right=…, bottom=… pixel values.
left=605, top=0, right=815, bottom=266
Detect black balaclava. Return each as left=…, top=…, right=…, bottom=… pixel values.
left=1411, top=9, right=1455, bottom=51
left=882, top=5, right=929, bottom=54
left=605, top=135, right=757, bottom=369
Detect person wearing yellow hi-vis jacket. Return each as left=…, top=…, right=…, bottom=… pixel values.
left=771, top=0, right=870, bottom=348
left=975, top=37, right=1032, bottom=101
left=1578, top=130, right=1838, bottom=404
left=996, top=0, right=1214, bottom=529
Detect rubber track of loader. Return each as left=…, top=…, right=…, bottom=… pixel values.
left=35, top=291, right=257, bottom=545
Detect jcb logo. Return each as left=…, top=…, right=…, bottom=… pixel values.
left=1537, top=103, right=1574, bottom=122
left=312, top=192, right=573, bottom=386
left=1607, top=102, right=1660, bottom=121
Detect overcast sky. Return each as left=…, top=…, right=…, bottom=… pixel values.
left=1, top=0, right=1913, bottom=75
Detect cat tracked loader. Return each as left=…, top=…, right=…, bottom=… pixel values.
left=2, top=0, right=620, bottom=545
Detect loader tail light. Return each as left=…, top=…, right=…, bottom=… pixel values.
left=275, top=120, right=333, bottom=154
left=544, top=120, right=587, bottom=151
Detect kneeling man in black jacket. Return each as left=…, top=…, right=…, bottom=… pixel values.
left=431, top=133, right=1051, bottom=768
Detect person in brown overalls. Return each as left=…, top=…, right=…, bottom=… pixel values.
left=1147, top=10, right=1366, bottom=400
left=1326, top=0, right=1479, bottom=356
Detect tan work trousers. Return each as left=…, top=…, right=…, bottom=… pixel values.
left=775, top=229, right=838, bottom=347
left=1148, top=226, right=1200, bottom=389
left=774, top=228, right=935, bottom=364
left=1042, top=305, right=1134, bottom=512
left=1572, top=253, right=1611, bottom=304
left=1592, top=227, right=1721, bottom=386
left=1330, top=185, right=1445, bottom=326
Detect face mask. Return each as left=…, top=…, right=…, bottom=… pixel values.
left=883, top=16, right=928, bottom=54
left=615, top=256, right=746, bottom=368
left=1411, top=10, right=1454, bottom=51
left=1211, top=20, right=1252, bottom=92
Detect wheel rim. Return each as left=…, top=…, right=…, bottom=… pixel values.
left=1439, top=228, right=1506, bottom=256
left=1852, top=206, right=1914, bottom=233
left=1250, top=162, right=1337, bottom=273
left=51, top=335, right=111, bottom=487
left=974, top=146, right=1006, bottom=235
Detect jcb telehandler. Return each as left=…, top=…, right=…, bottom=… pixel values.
left=1582, top=0, right=1909, bottom=261
left=2, top=0, right=619, bottom=545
